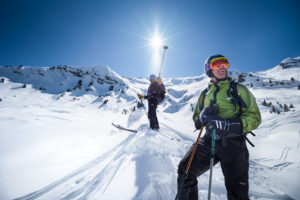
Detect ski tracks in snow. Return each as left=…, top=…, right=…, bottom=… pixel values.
left=278, top=146, right=292, bottom=161
left=14, top=133, right=138, bottom=200
left=15, top=123, right=188, bottom=200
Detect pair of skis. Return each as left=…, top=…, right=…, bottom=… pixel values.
left=111, top=123, right=138, bottom=133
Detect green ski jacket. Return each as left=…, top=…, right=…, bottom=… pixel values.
left=193, top=78, right=261, bottom=133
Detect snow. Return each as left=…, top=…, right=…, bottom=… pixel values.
left=0, top=59, right=300, bottom=200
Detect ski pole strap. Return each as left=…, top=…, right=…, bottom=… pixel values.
left=243, top=135, right=255, bottom=147
left=249, top=131, right=256, bottom=136
left=241, top=131, right=256, bottom=147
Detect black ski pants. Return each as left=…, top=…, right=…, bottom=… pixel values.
left=148, top=97, right=159, bottom=129
left=177, top=134, right=249, bottom=200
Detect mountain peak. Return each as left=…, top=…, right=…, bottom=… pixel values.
left=279, top=57, right=300, bottom=69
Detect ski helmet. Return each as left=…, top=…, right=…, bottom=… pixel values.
left=204, top=54, right=229, bottom=77
left=149, top=74, right=157, bottom=80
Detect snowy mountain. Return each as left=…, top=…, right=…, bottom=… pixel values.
left=0, top=57, right=300, bottom=200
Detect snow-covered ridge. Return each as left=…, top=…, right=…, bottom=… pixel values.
left=280, top=57, right=300, bottom=69
left=0, top=65, right=127, bottom=96
left=0, top=57, right=300, bottom=200
left=256, top=57, right=300, bottom=81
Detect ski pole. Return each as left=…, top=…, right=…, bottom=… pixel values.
left=175, top=126, right=204, bottom=200
left=208, top=128, right=216, bottom=200
left=141, top=99, right=148, bottom=119
left=158, top=45, right=168, bottom=78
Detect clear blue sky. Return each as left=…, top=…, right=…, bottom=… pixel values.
left=1, top=0, right=299, bottom=78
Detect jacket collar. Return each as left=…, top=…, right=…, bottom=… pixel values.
left=208, top=77, right=233, bottom=87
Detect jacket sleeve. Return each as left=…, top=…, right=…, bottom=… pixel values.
left=238, top=84, right=261, bottom=132
left=193, top=91, right=205, bottom=121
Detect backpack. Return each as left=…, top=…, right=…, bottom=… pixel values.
left=199, top=80, right=247, bottom=116
left=158, top=83, right=166, bottom=103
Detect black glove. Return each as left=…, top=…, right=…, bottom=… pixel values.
left=199, top=101, right=216, bottom=125
left=206, top=117, right=243, bottom=136
left=194, top=116, right=202, bottom=130
left=199, top=101, right=242, bottom=136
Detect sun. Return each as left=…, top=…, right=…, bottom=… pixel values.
left=150, top=34, right=163, bottom=49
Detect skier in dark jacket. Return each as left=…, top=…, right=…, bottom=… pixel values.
left=137, top=74, right=165, bottom=130
left=177, top=54, right=261, bottom=200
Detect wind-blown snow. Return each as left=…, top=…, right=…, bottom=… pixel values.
left=0, top=58, right=299, bottom=200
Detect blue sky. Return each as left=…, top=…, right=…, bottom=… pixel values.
left=0, top=0, right=299, bottom=78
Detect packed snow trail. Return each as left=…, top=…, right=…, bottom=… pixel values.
left=14, top=120, right=192, bottom=200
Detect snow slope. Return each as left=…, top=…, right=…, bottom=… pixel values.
left=0, top=58, right=300, bottom=200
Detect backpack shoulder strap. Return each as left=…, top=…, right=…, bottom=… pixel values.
left=228, top=81, right=247, bottom=114
left=199, top=87, right=209, bottom=111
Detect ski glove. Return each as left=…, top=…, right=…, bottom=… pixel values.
left=196, top=101, right=216, bottom=130
left=199, top=102, right=216, bottom=126
left=194, top=116, right=202, bottom=130
left=137, top=94, right=144, bottom=100
left=206, top=117, right=243, bottom=136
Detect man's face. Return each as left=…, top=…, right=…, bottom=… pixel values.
left=150, top=78, right=156, bottom=83
left=212, top=64, right=227, bottom=80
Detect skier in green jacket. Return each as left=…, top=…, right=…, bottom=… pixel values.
left=177, top=54, right=261, bottom=200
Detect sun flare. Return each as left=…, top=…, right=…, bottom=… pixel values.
left=150, top=35, right=163, bottom=49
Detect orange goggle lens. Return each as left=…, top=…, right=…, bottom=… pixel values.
left=210, top=58, right=229, bottom=69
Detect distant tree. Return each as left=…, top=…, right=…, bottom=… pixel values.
left=22, top=84, right=26, bottom=88
left=256, top=79, right=260, bottom=82
left=262, top=100, right=268, bottom=106
left=283, top=104, right=290, bottom=112
left=279, top=81, right=284, bottom=85
left=78, top=80, right=82, bottom=86
left=103, top=99, right=108, bottom=104
left=289, top=104, right=294, bottom=108
left=250, top=83, right=253, bottom=88
left=109, top=85, right=114, bottom=91
left=190, top=103, right=194, bottom=112
left=0, top=78, right=4, bottom=83
left=298, top=85, right=300, bottom=90
left=277, top=110, right=280, bottom=114
left=290, top=77, right=295, bottom=82
left=0, top=98, right=2, bottom=102
left=279, top=104, right=283, bottom=108
left=269, top=79, right=272, bottom=83
left=132, top=106, right=136, bottom=112
left=66, top=88, right=71, bottom=92
left=88, top=81, right=93, bottom=87
left=271, top=106, right=276, bottom=113
left=137, top=101, right=144, bottom=109
left=238, top=74, right=246, bottom=83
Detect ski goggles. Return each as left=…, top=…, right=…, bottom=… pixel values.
left=210, top=57, right=229, bottom=69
